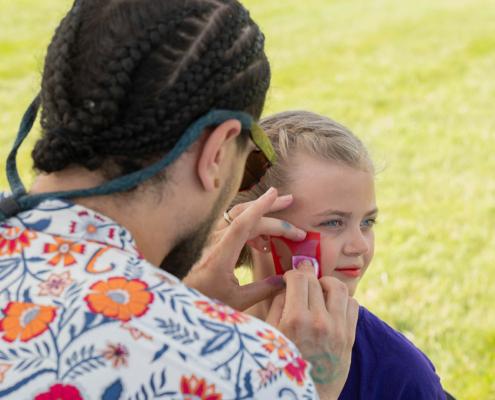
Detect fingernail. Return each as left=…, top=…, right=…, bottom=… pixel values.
left=279, top=194, right=293, bottom=202
left=262, top=187, right=275, bottom=197
left=266, top=276, right=286, bottom=287
left=300, top=259, right=313, bottom=267
left=297, top=229, right=307, bottom=239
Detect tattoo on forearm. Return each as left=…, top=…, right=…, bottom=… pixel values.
left=307, top=353, right=342, bottom=383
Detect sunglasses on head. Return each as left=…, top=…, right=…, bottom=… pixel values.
left=238, top=122, right=277, bottom=192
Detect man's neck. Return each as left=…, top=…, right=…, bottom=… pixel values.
left=29, top=167, right=190, bottom=268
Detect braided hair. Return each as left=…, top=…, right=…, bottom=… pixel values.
left=33, top=0, right=271, bottom=179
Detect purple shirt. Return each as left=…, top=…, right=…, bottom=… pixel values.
left=340, top=306, right=445, bottom=400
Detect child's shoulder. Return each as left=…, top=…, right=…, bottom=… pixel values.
left=342, top=306, right=444, bottom=399
left=356, top=306, right=433, bottom=368
left=355, top=306, right=444, bottom=393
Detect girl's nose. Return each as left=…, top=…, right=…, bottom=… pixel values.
left=343, top=228, right=370, bottom=257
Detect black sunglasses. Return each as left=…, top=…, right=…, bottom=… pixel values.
left=238, top=149, right=271, bottom=192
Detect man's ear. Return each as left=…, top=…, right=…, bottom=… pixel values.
left=197, top=119, right=243, bottom=192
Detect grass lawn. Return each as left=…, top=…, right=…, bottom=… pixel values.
left=1, top=0, right=495, bottom=397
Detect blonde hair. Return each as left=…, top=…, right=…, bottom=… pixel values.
left=232, top=110, right=374, bottom=267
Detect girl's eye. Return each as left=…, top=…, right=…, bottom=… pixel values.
left=322, top=220, right=341, bottom=227
left=361, top=219, right=376, bottom=227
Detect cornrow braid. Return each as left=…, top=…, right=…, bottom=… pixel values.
left=89, top=4, right=232, bottom=155
left=40, top=0, right=84, bottom=128
left=33, top=0, right=271, bottom=178
left=217, top=74, right=271, bottom=111
left=35, top=0, right=90, bottom=171
left=90, top=6, right=213, bottom=133
left=100, top=10, right=266, bottom=157
left=35, top=4, right=214, bottom=171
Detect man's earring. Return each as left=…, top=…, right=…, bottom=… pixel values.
left=214, top=179, right=220, bottom=188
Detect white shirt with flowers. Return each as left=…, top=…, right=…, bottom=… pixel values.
left=0, top=194, right=317, bottom=400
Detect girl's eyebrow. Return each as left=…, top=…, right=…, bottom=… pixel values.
left=314, top=209, right=351, bottom=218
left=365, top=208, right=379, bottom=217
left=314, top=208, right=379, bottom=218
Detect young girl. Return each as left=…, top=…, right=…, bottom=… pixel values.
left=232, top=110, right=445, bottom=399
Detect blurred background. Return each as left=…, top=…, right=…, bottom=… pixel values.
left=1, top=0, right=494, bottom=397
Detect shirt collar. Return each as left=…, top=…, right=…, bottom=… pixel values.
left=2, top=193, right=142, bottom=258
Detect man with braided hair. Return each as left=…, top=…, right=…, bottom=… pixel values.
left=0, top=0, right=358, bottom=399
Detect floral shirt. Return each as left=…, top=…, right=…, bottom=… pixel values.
left=0, top=195, right=317, bottom=400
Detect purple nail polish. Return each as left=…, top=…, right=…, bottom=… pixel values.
left=266, top=276, right=286, bottom=287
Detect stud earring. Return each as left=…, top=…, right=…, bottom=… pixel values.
left=263, top=247, right=268, bottom=251
left=214, top=179, right=220, bottom=188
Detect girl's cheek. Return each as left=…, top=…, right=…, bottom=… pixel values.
left=319, top=237, right=341, bottom=275
left=364, top=234, right=375, bottom=266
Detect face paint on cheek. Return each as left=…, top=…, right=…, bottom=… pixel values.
left=269, top=232, right=322, bottom=278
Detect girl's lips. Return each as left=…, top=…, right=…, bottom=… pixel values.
left=335, top=267, right=361, bottom=278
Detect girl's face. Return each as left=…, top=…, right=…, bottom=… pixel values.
left=274, top=153, right=377, bottom=296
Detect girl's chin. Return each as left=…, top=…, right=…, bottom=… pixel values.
left=322, top=272, right=362, bottom=297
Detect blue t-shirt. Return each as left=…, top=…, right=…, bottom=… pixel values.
left=339, top=307, right=445, bottom=400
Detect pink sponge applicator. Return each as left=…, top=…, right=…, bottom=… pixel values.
left=292, top=255, right=319, bottom=276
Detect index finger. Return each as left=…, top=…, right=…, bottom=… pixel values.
left=297, top=263, right=326, bottom=311
left=283, top=269, right=309, bottom=312
left=218, top=193, right=295, bottom=230
left=319, top=277, right=349, bottom=322
left=229, top=194, right=294, bottom=217
left=346, top=297, right=359, bottom=345
left=218, top=187, right=279, bottom=252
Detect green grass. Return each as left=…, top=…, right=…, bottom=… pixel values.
left=1, top=0, right=495, bottom=397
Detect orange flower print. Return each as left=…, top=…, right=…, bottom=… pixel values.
left=257, top=330, right=293, bottom=360
left=258, top=362, right=279, bottom=388
left=100, top=342, right=129, bottom=368
left=0, top=227, right=36, bottom=256
left=180, top=375, right=222, bottom=400
left=84, top=277, right=153, bottom=321
left=120, top=322, right=152, bottom=341
left=283, top=357, right=308, bottom=386
left=43, top=237, right=85, bottom=267
left=38, top=271, right=74, bottom=297
left=0, top=364, right=11, bottom=384
left=70, top=211, right=115, bottom=243
left=195, top=300, right=249, bottom=325
left=0, top=302, right=57, bottom=343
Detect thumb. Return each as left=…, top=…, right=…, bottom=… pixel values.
left=235, top=276, right=286, bottom=311
left=265, top=291, right=286, bottom=327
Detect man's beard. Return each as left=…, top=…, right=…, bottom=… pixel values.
left=159, top=178, right=234, bottom=280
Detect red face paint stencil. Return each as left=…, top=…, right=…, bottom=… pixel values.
left=270, top=232, right=321, bottom=278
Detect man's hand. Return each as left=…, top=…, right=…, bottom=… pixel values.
left=265, top=261, right=359, bottom=399
left=183, top=187, right=306, bottom=311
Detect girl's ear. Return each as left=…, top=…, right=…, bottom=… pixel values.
left=246, top=236, right=271, bottom=254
